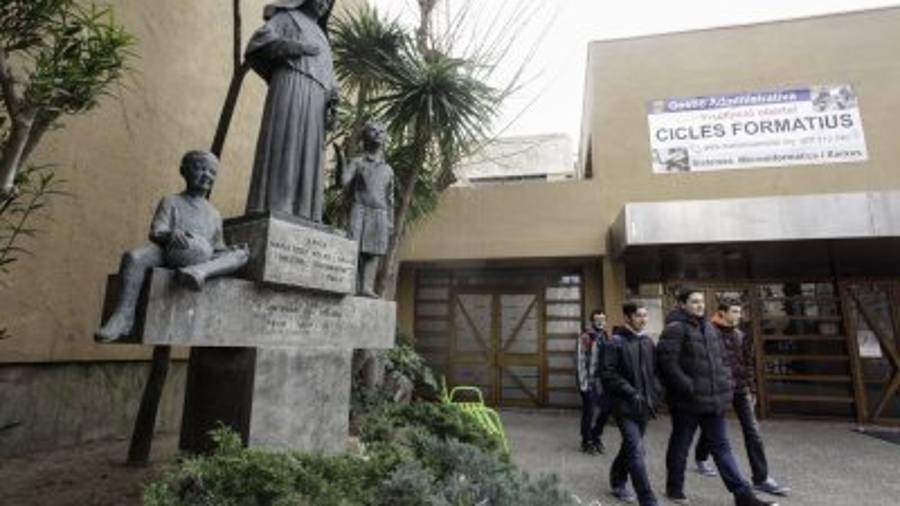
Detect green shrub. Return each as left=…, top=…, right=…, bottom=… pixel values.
left=353, top=396, right=504, bottom=455
left=385, top=337, right=440, bottom=400
left=144, top=427, right=576, bottom=506
left=144, top=429, right=388, bottom=506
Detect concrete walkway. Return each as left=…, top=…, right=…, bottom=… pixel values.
left=502, top=409, right=900, bottom=506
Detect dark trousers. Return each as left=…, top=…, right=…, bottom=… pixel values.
left=580, top=390, right=612, bottom=443
left=695, top=391, right=769, bottom=484
left=666, top=410, right=751, bottom=497
left=611, top=416, right=658, bottom=506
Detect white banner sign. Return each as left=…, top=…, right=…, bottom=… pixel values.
left=648, top=84, right=868, bottom=173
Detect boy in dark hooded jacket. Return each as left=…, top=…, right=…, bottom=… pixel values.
left=601, top=301, right=659, bottom=505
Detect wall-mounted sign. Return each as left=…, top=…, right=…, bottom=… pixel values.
left=647, top=84, right=868, bottom=173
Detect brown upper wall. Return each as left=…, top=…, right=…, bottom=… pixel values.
left=401, top=7, right=900, bottom=262
left=0, top=0, right=365, bottom=364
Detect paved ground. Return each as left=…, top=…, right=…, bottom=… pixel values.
left=503, top=409, right=900, bottom=506
left=3, top=412, right=898, bottom=505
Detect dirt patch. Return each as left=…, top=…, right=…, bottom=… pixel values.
left=0, top=434, right=179, bottom=506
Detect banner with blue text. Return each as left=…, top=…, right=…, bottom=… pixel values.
left=647, top=84, right=868, bottom=173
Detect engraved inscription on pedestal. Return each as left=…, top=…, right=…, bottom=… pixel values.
left=225, top=215, right=357, bottom=294
left=135, top=269, right=395, bottom=350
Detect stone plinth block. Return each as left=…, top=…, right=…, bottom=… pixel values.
left=249, top=348, right=352, bottom=452
left=225, top=213, right=358, bottom=294
left=132, top=269, right=395, bottom=350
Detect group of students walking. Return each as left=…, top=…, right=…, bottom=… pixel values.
left=576, top=288, right=790, bottom=506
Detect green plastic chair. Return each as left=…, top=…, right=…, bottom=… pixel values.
left=440, top=378, right=510, bottom=453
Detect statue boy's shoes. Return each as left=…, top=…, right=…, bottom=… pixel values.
left=176, top=267, right=205, bottom=291
left=359, top=289, right=379, bottom=298
left=95, top=313, right=134, bottom=343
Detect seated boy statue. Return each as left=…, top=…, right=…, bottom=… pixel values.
left=95, top=150, right=249, bottom=343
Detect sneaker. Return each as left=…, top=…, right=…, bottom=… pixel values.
left=694, top=459, right=718, bottom=477
left=590, top=439, right=606, bottom=454
left=611, top=486, right=637, bottom=503
left=580, top=441, right=597, bottom=454
left=754, top=478, right=790, bottom=496
left=666, top=490, right=690, bottom=504
left=735, top=491, right=779, bottom=506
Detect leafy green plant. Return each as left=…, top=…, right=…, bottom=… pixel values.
left=0, top=164, right=65, bottom=279
left=145, top=425, right=578, bottom=506
left=385, top=338, right=440, bottom=400
left=0, top=0, right=134, bottom=198
left=0, top=163, right=65, bottom=338
left=0, top=0, right=132, bottom=337
left=327, top=6, right=503, bottom=300
left=352, top=393, right=505, bottom=456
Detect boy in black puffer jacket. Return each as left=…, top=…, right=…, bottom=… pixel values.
left=693, top=298, right=790, bottom=497
left=601, top=301, right=660, bottom=506
left=657, top=288, right=778, bottom=506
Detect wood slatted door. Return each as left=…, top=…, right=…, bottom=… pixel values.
left=497, top=293, right=542, bottom=407
left=841, top=281, right=900, bottom=426
left=450, top=289, right=544, bottom=406
left=451, top=293, right=495, bottom=402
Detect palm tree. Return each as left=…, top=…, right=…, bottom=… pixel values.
left=372, top=42, right=498, bottom=300
left=329, top=7, right=500, bottom=301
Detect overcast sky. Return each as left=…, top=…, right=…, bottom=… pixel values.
left=369, top=0, right=900, bottom=144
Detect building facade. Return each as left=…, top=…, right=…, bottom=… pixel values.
left=0, top=0, right=364, bottom=456
left=397, top=7, right=900, bottom=425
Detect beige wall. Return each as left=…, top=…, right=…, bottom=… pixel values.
left=586, top=7, right=900, bottom=250
left=0, top=0, right=363, bottom=364
left=398, top=8, right=900, bottom=323
left=402, top=8, right=900, bottom=265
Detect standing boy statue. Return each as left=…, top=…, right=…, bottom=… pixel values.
left=340, top=121, right=395, bottom=297
left=95, top=150, right=249, bottom=343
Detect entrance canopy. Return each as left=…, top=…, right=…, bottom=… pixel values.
left=610, top=191, right=900, bottom=258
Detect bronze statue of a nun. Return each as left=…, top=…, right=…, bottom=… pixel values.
left=244, top=0, right=339, bottom=222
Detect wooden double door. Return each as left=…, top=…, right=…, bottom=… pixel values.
left=449, top=288, right=544, bottom=407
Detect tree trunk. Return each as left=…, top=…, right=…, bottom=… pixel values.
left=379, top=152, right=422, bottom=301
left=126, top=345, right=171, bottom=465
left=415, top=0, right=438, bottom=55
left=211, top=0, right=249, bottom=160
left=0, top=113, right=34, bottom=198
left=18, top=115, right=53, bottom=171
left=210, top=62, right=250, bottom=159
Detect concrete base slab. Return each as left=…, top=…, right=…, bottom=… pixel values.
left=126, top=269, right=394, bottom=350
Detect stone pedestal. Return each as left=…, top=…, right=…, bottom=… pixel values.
left=109, top=215, right=395, bottom=454
left=225, top=213, right=357, bottom=294
left=129, top=269, right=394, bottom=350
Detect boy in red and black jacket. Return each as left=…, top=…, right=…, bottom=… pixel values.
left=693, top=299, right=790, bottom=497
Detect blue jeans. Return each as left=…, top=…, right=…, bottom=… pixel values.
left=695, top=391, right=769, bottom=484
left=611, top=416, right=658, bottom=506
left=666, top=410, right=751, bottom=497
